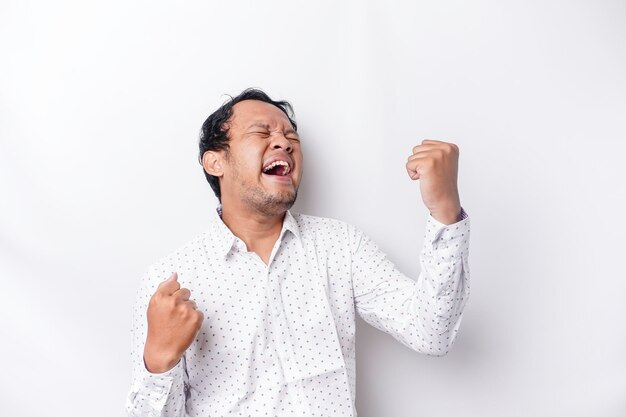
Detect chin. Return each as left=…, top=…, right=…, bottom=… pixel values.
left=259, top=189, right=298, bottom=216
left=274, top=190, right=298, bottom=210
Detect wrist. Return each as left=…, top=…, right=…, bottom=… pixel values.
left=430, top=204, right=463, bottom=225
left=143, top=342, right=181, bottom=374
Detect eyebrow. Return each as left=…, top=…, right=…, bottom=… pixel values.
left=246, top=122, right=298, bottom=136
left=246, top=122, right=271, bottom=131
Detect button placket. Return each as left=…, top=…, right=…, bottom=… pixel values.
left=267, top=255, right=299, bottom=382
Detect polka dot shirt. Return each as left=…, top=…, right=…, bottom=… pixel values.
left=126, top=206, right=471, bottom=416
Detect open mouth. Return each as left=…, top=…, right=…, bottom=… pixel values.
left=262, top=160, right=292, bottom=177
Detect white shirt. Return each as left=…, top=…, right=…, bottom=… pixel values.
left=126, top=206, right=471, bottom=417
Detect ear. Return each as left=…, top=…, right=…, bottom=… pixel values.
left=202, top=150, right=224, bottom=178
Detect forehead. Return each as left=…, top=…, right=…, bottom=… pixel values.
left=230, top=100, right=292, bottom=129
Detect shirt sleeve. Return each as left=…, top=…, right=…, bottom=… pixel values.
left=126, top=264, right=190, bottom=416
left=351, top=209, right=471, bottom=356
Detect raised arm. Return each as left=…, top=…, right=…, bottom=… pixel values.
left=351, top=210, right=470, bottom=355
left=352, top=138, right=470, bottom=355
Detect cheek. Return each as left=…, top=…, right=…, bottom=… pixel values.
left=295, top=154, right=304, bottom=174
left=238, top=150, right=264, bottom=173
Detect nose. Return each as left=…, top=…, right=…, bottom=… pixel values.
left=270, top=132, right=292, bottom=153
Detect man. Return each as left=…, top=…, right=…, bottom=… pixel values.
left=126, top=88, right=470, bottom=416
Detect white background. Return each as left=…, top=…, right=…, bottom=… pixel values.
left=1, top=1, right=625, bottom=416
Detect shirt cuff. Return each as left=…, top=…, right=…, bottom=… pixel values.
left=423, top=207, right=470, bottom=259
left=136, top=358, right=185, bottom=409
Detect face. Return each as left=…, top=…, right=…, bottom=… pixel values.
left=214, top=99, right=303, bottom=216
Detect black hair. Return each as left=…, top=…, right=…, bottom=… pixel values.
left=198, top=87, right=297, bottom=202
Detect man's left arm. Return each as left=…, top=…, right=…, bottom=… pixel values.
left=352, top=139, right=471, bottom=355
left=351, top=210, right=470, bottom=355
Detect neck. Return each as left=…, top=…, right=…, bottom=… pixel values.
left=219, top=197, right=285, bottom=250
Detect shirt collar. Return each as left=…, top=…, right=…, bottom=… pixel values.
left=207, top=204, right=303, bottom=260
left=282, top=209, right=302, bottom=245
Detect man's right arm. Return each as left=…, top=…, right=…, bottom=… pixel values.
left=126, top=268, right=203, bottom=416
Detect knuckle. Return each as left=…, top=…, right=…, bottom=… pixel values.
left=149, top=292, right=163, bottom=305
left=179, top=305, right=191, bottom=318
left=192, top=311, right=204, bottom=325
left=165, top=297, right=177, bottom=309
left=445, top=143, right=458, bottom=154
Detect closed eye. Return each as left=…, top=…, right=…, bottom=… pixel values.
left=249, top=131, right=299, bottom=142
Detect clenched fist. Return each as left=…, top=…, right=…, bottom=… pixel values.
left=143, top=272, right=204, bottom=373
left=406, top=139, right=462, bottom=225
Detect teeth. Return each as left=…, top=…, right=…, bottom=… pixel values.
left=263, top=160, right=291, bottom=174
